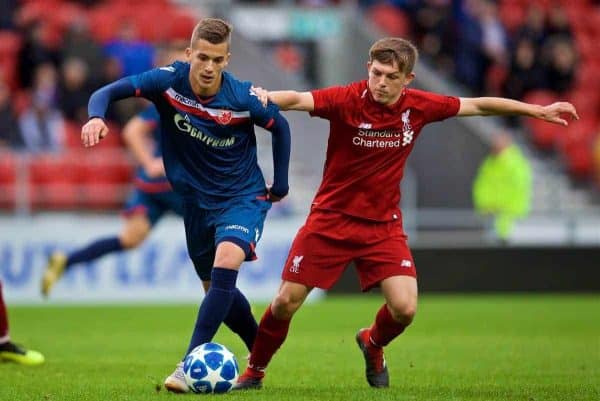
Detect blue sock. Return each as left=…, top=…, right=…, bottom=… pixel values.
left=185, top=267, right=237, bottom=356
left=66, top=237, right=123, bottom=269
left=223, top=288, right=258, bottom=352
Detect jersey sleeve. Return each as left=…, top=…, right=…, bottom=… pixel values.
left=421, top=92, right=460, bottom=123
left=309, top=85, right=347, bottom=120
left=247, top=86, right=281, bottom=129
left=128, top=65, right=176, bottom=99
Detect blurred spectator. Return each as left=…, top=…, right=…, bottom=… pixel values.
left=16, top=20, right=59, bottom=89
left=103, top=20, right=155, bottom=78
left=18, top=64, right=64, bottom=153
left=479, top=0, right=507, bottom=63
left=473, top=133, right=532, bottom=240
left=100, top=20, right=155, bottom=124
left=410, top=0, right=454, bottom=71
left=503, top=38, right=547, bottom=101
left=542, top=38, right=577, bottom=94
left=455, top=0, right=506, bottom=93
left=0, top=80, right=23, bottom=149
left=545, top=4, right=573, bottom=41
left=61, top=21, right=106, bottom=84
left=0, top=0, right=17, bottom=29
left=58, top=57, right=94, bottom=124
left=515, top=5, right=547, bottom=49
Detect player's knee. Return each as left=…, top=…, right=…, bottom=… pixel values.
left=388, top=300, right=417, bottom=325
left=271, top=293, right=300, bottom=320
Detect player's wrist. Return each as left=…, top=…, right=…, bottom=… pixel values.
left=269, top=185, right=289, bottom=198
left=88, top=116, right=106, bottom=123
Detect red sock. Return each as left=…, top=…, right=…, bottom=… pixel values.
left=0, top=281, right=9, bottom=343
left=369, top=304, right=406, bottom=347
left=246, top=305, right=291, bottom=377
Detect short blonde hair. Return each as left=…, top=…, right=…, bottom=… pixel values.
left=369, top=38, right=418, bottom=74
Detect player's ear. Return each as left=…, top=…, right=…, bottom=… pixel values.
left=185, top=47, right=192, bottom=61
left=403, top=72, right=416, bottom=86
left=224, top=52, right=231, bottom=67
left=367, top=61, right=372, bottom=73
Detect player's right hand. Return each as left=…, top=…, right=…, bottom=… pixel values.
left=81, top=117, right=109, bottom=147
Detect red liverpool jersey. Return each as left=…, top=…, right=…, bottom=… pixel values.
left=309, top=80, right=460, bottom=222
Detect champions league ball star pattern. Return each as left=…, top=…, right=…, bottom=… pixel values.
left=183, top=343, right=239, bottom=394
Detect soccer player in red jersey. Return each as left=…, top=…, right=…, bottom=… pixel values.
left=236, top=37, right=579, bottom=389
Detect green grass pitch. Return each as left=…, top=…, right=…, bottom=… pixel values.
left=1, top=294, right=598, bottom=401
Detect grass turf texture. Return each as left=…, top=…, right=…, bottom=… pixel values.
left=1, top=294, right=598, bottom=401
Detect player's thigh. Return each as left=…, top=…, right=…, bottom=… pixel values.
left=354, top=232, right=417, bottom=292
left=123, top=189, right=165, bottom=227
left=183, top=203, right=216, bottom=281
left=214, top=198, right=272, bottom=262
left=281, top=219, right=353, bottom=290
left=154, top=190, right=184, bottom=218
left=213, top=241, right=246, bottom=269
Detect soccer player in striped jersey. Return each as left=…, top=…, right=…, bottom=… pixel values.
left=235, top=37, right=578, bottom=389
left=80, top=18, right=291, bottom=393
left=41, top=104, right=184, bottom=297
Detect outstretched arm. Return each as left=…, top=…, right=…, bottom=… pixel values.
left=458, top=97, right=579, bottom=126
left=122, top=116, right=165, bottom=178
left=82, top=78, right=137, bottom=147
left=268, top=91, right=315, bottom=112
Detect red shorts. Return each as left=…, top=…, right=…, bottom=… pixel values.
left=281, top=210, right=417, bottom=291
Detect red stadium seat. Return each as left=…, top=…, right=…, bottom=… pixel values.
left=0, top=152, right=17, bottom=209
left=76, top=150, right=134, bottom=185
left=63, top=120, right=83, bottom=149
left=87, top=7, right=121, bottom=42
left=167, top=11, right=198, bottom=41
left=556, top=119, right=598, bottom=154
left=499, top=2, right=526, bottom=35
left=30, top=181, right=80, bottom=210
left=0, top=59, right=18, bottom=91
left=12, top=90, right=31, bottom=116
left=79, top=182, right=130, bottom=210
left=0, top=31, right=22, bottom=59
left=367, top=4, right=410, bottom=37
left=526, top=118, right=560, bottom=150
left=564, top=144, right=594, bottom=179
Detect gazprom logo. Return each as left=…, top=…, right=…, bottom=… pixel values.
left=173, top=114, right=235, bottom=148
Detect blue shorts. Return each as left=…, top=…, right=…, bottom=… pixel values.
left=183, top=197, right=272, bottom=281
left=123, top=189, right=184, bottom=226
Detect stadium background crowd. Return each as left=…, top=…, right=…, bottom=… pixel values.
left=0, top=0, right=599, bottom=220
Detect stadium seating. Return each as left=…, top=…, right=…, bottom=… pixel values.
left=0, top=152, right=17, bottom=209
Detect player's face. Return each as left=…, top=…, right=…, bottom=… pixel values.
left=367, top=60, right=415, bottom=105
left=187, top=38, right=230, bottom=96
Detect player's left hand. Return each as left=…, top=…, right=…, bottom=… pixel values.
left=538, top=102, right=579, bottom=126
left=266, top=186, right=287, bottom=203
left=251, top=86, right=269, bottom=108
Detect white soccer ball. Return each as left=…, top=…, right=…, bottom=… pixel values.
left=182, top=342, right=239, bottom=394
